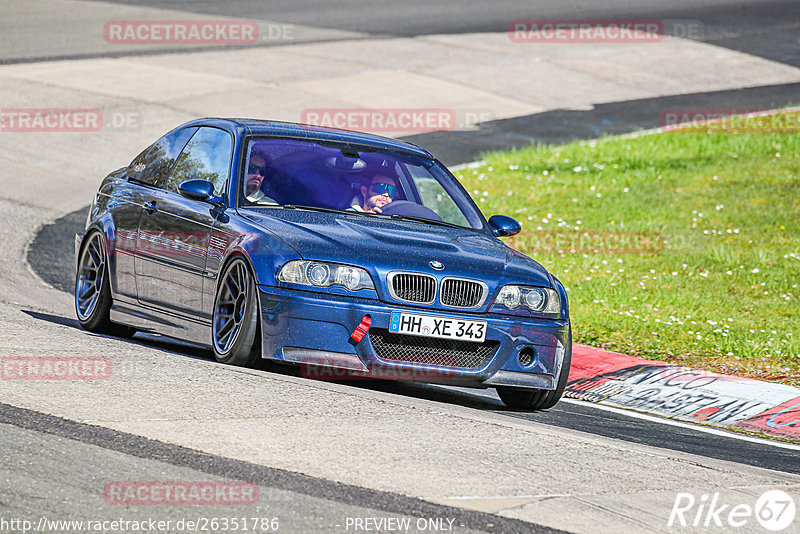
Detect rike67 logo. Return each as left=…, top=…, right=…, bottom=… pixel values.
left=669, top=490, right=796, bottom=531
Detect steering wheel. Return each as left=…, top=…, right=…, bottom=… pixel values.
left=378, top=200, right=443, bottom=221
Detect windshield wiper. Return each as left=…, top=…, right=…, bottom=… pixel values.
left=280, top=205, right=349, bottom=215
left=385, top=213, right=464, bottom=230
left=249, top=204, right=467, bottom=229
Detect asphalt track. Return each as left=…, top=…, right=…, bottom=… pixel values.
left=37, top=0, right=800, bottom=68
left=1, top=403, right=559, bottom=534
left=6, top=1, right=800, bottom=164
left=27, top=208, right=800, bottom=476
left=23, top=0, right=800, bottom=491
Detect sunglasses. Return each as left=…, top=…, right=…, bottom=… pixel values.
left=248, top=164, right=268, bottom=176
left=370, top=182, right=396, bottom=196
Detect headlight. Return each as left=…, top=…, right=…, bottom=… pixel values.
left=278, top=260, right=375, bottom=291
left=495, top=285, right=560, bottom=314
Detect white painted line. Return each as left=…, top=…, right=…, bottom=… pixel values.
left=428, top=384, right=800, bottom=450
left=560, top=398, right=800, bottom=451
left=442, top=493, right=571, bottom=500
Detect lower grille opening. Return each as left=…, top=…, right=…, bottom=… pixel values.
left=369, top=328, right=499, bottom=369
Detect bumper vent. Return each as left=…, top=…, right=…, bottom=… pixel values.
left=388, top=273, right=436, bottom=304
left=369, top=328, right=499, bottom=370
left=440, top=278, right=486, bottom=308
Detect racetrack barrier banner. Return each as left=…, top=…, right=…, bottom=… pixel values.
left=567, top=344, right=800, bottom=440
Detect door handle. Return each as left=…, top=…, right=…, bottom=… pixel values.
left=143, top=201, right=157, bottom=215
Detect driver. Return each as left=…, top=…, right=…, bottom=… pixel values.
left=349, top=171, right=397, bottom=213
left=244, top=150, right=271, bottom=203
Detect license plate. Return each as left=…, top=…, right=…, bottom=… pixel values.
left=388, top=311, right=486, bottom=343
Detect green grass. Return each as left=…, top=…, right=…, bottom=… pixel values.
left=457, top=114, right=800, bottom=385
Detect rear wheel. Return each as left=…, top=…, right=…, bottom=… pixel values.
left=212, top=257, right=261, bottom=367
left=75, top=231, right=136, bottom=337
left=497, top=326, right=572, bottom=410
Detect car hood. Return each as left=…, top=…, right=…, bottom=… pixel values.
left=242, top=208, right=552, bottom=289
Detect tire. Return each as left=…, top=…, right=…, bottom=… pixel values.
left=212, top=256, right=261, bottom=367
left=75, top=231, right=136, bottom=338
left=497, top=326, right=572, bottom=410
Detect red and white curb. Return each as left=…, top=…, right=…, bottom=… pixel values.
left=566, top=344, right=800, bottom=441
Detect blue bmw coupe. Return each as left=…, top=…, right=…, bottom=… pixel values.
left=75, top=118, right=571, bottom=410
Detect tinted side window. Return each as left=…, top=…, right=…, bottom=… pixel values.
left=128, top=127, right=198, bottom=187
left=166, top=127, right=233, bottom=196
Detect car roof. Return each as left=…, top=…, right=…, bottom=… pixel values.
left=188, top=118, right=434, bottom=159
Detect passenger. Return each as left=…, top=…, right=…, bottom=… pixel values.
left=349, top=172, right=397, bottom=213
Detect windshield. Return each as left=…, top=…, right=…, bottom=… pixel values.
left=239, top=137, right=484, bottom=230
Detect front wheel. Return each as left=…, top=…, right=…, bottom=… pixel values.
left=75, top=231, right=135, bottom=337
left=212, top=257, right=261, bottom=367
left=497, top=326, right=572, bottom=410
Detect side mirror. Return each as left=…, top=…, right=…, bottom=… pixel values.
left=488, top=214, right=521, bottom=237
left=178, top=179, right=224, bottom=207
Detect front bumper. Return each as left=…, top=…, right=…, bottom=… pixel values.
left=258, top=285, right=570, bottom=390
